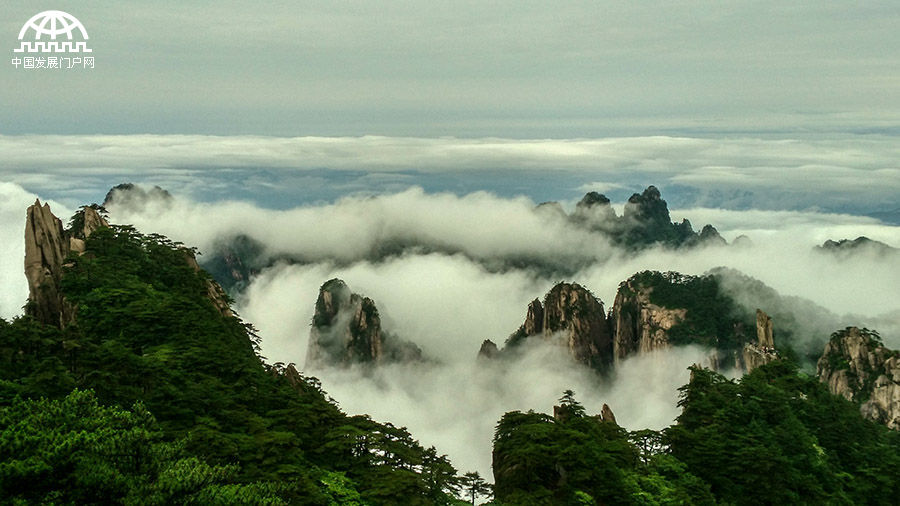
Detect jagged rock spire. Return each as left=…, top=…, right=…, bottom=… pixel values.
left=24, top=200, right=73, bottom=327
left=306, top=278, right=423, bottom=368
left=24, top=200, right=110, bottom=327
left=740, top=309, right=778, bottom=373
left=503, top=282, right=611, bottom=369
left=817, top=327, right=900, bottom=430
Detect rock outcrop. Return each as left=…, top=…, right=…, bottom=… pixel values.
left=572, top=191, right=617, bottom=229
left=552, top=401, right=617, bottom=425
left=699, top=224, right=727, bottom=246
left=24, top=200, right=74, bottom=327
left=610, top=277, right=686, bottom=364
left=102, top=183, right=173, bottom=210
left=817, top=327, right=900, bottom=430
left=815, top=236, right=898, bottom=257
left=24, top=201, right=109, bottom=327
left=568, top=186, right=726, bottom=250
left=478, top=339, right=500, bottom=359
left=306, top=279, right=423, bottom=368
left=599, top=403, right=617, bottom=424
left=623, top=186, right=673, bottom=232
left=505, top=282, right=612, bottom=368
left=739, top=309, right=779, bottom=373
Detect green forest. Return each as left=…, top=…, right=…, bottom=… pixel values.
left=2, top=210, right=899, bottom=504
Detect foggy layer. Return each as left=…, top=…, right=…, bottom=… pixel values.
left=304, top=345, right=714, bottom=479
left=97, top=184, right=899, bottom=317
left=218, top=186, right=896, bottom=479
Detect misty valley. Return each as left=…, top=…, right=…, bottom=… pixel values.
left=2, top=183, right=899, bottom=505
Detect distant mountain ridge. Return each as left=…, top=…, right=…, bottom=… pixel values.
left=102, top=183, right=728, bottom=293
left=479, top=271, right=781, bottom=373
left=816, top=236, right=898, bottom=256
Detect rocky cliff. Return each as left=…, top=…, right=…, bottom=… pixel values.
left=608, top=270, right=770, bottom=369
left=478, top=339, right=500, bottom=359
left=568, top=186, right=727, bottom=250
left=738, top=309, right=779, bottom=373
left=493, top=271, right=771, bottom=370
left=24, top=201, right=109, bottom=327
left=610, top=276, right=687, bottom=364
left=24, top=200, right=235, bottom=326
left=306, top=279, right=423, bottom=368
left=503, top=282, right=612, bottom=368
left=817, top=327, right=900, bottom=430
left=620, top=186, right=725, bottom=249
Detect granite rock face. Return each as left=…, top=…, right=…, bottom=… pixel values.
left=599, top=403, right=617, bottom=424
left=610, top=277, right=686, bottom=364
left=306, top=279, right=423, bottom=368
left=505, top=282, right=612, bottom=368
left=817, top=327, right=900, bottom=430
left=739, top=309, right=779, bottom=373
left=24, top=200, right=235, bottom=327
left=24, top=201, right=109, bottom=328
left=24, top=200, right=75, bottom=327
left=478, top=339, right=500, bottom=359
left=542, top=283, right=612, bottom=367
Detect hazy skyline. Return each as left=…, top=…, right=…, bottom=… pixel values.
left=3, top=2, right=899, bottom=137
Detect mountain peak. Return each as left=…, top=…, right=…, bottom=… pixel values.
left=817, top=327, right=900, bottom=429
left=306, top=279, right=423, bottom=368
left=503, top=282, right=611, bottom=369
left=24, top=201, right=110, bottom=327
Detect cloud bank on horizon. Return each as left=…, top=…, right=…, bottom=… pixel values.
left=1, top=134, right=898, bottom=217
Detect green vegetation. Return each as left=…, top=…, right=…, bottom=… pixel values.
left=493, top=362, right=900, bottom=505
left=667, top=361, right=900, bottom=505
left=492, top=390, right=714, bottom=505
left=626, top=271, right=752, bottom=351
left=0, top=219, right=466, bottom=504
left=0, top=389, right=287, bottom=504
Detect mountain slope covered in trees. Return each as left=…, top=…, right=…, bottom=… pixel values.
left=1, top=203, right=464, bottom=504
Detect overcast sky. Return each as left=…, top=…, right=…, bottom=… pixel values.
left=3, top=1, right=900, bottom=137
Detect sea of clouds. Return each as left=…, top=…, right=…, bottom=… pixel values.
left=99, top=185, right=900, bottom=477
left=1, top=134, right=897, bottom=479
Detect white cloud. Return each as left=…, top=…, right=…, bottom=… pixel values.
left=2, top=134, right=897, bottom=213
left=223, top=188, right=896, bottom=480
left=106, top=186, right=618, bottom=270
left=301, top=341, right=712, bottom=479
